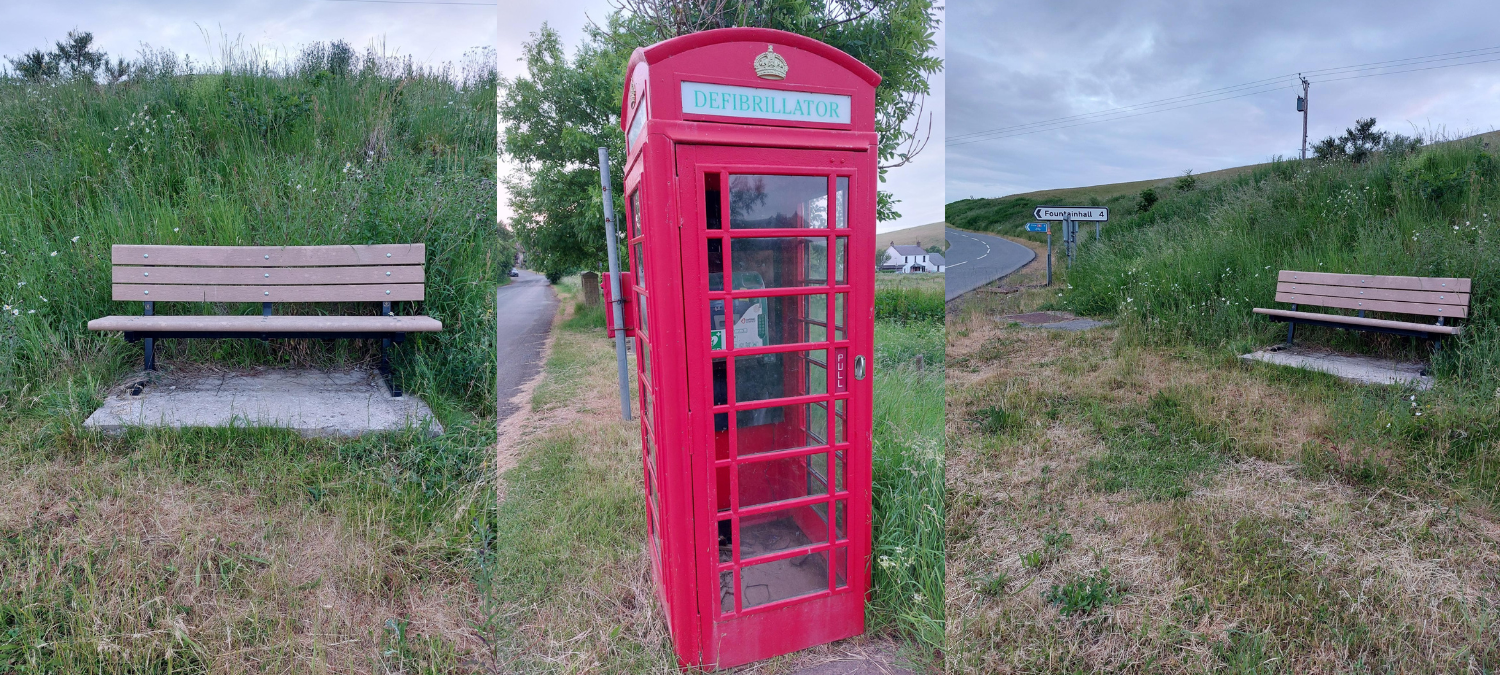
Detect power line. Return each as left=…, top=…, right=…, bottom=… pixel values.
left=950, top=44, right=1500, bottom=145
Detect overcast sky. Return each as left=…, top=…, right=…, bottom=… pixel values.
left=948, top=0, right=1500, bottom=202
left=0, top=0, right=494, bottom=78
left=498, top=2, right=945, bottom=234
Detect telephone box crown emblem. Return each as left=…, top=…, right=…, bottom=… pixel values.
left=753, top=45, right=788, bottom=80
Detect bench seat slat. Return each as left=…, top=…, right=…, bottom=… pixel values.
left=113, top=265, right=425, bottom=285
left=113, top=284, right=425, bottom=303
left=112, top=244, right=424, bottom=267
left=1253, top=308, right=1460, bottom=335
left=1277, top=270, right=1470, bottom=293
left=1275, top=282, right=1467, bottom=306
left=1273, top=291, right=1468, bottom=318
left=88, top=315, right=442, bottom=333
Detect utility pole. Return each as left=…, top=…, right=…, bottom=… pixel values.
left=1298, top=74, right=1310, bottom=160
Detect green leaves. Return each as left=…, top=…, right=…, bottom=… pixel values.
left=500, top=2, right=943, bottom=276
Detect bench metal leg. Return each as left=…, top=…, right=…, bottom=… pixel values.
left=1285, top=304, right=1297, bottom=345
left=142, top=301, right=156, bottom=371
left=381, top=338, right=402, bottom=398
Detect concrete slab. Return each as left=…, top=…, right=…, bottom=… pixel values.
left=1240, top=344, right=1433, bottom=389
left=84, top=368, right=443, bottom=437
left=1001, top=311, right=1112, bottom=331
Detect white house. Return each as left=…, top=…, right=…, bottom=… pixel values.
left=882, top=242, right=945, bottom=273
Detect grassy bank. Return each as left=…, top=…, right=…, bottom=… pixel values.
left=484, top=275, right=945, bottom=671
left=0, top=43, right=501, bottom=673
left=944, top=146, right=1500, bottom=672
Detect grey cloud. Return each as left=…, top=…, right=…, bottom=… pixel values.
left=948, top=0, right=1500, bottom=201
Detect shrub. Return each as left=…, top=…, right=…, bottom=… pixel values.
left=874, top=286, right=944, bottom=323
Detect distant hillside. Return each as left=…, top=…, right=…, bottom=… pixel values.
left=878, top=221, right=947, bottom=250
left=948, top=131, right=1500, bottom=242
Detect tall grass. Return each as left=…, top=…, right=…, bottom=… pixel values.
left=0, top=42, right=506, bottom=414
left=0, top=41, right=503, bottom=672
left=870, top=318, right=945, bottom=659
left=1057, top=139, right=1500, bottom=502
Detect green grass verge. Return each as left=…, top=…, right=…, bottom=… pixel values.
left=1025, top=140, right=1500, bottom=506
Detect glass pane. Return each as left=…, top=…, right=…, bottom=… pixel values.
left=717, top=464, right=731, bottom=513
left=736, top=402, right=828, bottom=457
left=639, top=338, right=652, bottom=385
left=835, top=499, right=846, bottom=540
left=834, top=547, right=848, bottom=588
left=739, top=504, right=829, bottom=561
left=834, top=449, right=845, bottom=492
left=730, top=237, right=828, bottom=289
left=835, top=177, right=848, bottom=229
left=734, top=349, right=827, bottom=403
left=636, top=293, right=649, bottom=337
left=642, top=385, right=654, bottom=426
left=713, top=294, right=828, bottom=349
left=834, top=399, right=846, bottom=444
left=630, top=190, right=642, bottom=238
left=742, top=550, right=829, bottom=608
left=834, top=294, right=847, bottom=340
left=738, top=452, right=827, bottom=509
left=720, top=569, right=735, bottom=613
left=713, top=358, right=728, bottom=432
left=729, top=175, right=828, bottom=229
left=633, top=243, right=646, bottom=288
left=705, top=173, right=722, bottom=230
left=835, top=238, right=847, bottom=284
left=646, top=431, right=657, bottom=486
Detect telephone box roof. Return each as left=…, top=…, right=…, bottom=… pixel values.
left=621, top=27, right=882, bottom=133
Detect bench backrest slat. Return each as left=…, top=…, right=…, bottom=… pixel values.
left=112, top=244, right=423, bottom=267
left=1276, top=270, right=1470, bottom=319
left=111, top=244, right=426, bottom=304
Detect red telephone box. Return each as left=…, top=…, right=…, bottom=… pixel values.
left=617, top=28, right=879, bottom=669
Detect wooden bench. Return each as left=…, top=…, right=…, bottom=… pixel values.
left=87, top=244, right=442, bottom=397
left=1252, top=270, right=1469, bottom=350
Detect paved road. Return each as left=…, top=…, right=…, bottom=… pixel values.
left=943, top=226, right=1036, bottom=301
left=496, top=270, right=558, bottom=421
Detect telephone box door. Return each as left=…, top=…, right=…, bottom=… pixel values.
left=678, top=144, right=874, bottom=668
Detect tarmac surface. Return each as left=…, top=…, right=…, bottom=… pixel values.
left=496, top=269, right=559, bottom=421
left=943, top=226, right=1036, bottom=301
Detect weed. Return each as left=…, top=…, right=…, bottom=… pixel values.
left=1041, top=569, right=1121, bottom=616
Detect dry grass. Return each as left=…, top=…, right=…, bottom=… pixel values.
left=0, top=443, right=487, bottom=673
left=946, top=283, right=1500, bottom=673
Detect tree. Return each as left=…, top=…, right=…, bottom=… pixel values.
left=1313, top=117, right=1421, bottom=164
left=1173, top=170, right=1196, bottom=192
left=6, top=30, right=116, bottom=83
left=1136, top=187, right=1158, bottom=213
left=501, top=1, right=942, bottom=279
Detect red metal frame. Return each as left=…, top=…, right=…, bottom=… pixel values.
left=619, top=27, right=879, bottom=671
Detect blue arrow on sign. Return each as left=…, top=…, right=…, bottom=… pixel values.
left=1025, top=222, right=1048, bottom=233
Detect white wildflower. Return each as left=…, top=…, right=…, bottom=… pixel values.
left=49, top=251, right=57, bottom=257
left=70, top=236, right=79, bottom=242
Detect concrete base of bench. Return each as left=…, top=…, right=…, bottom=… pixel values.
left=83, top=368, right=442, bottom=437
left=1240, top=344, right=1432, bottom=389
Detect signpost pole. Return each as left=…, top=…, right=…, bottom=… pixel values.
left=598, top=147, right=631, bottom=422
left=1064, top=216, right=1073, bottom=266
left=1046, top=229, right=1052, bottom=286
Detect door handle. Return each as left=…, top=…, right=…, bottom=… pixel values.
left=853, top=355, right=866, bottom=381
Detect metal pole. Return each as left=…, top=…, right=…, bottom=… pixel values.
left=1045, top=229, right=1052, bottom=286
left=1300, top=75, right=1310, bottom=160
left=598, top=147, right=631, bottom=421
left=1095, top=220, right=1100, bottom=241
left=1064, top=216, right=1074, bottom=266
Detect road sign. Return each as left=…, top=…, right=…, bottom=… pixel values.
left=1025, top=222, right=1048, bottom=233
left=1034, top=206, right=1108, bottom=222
